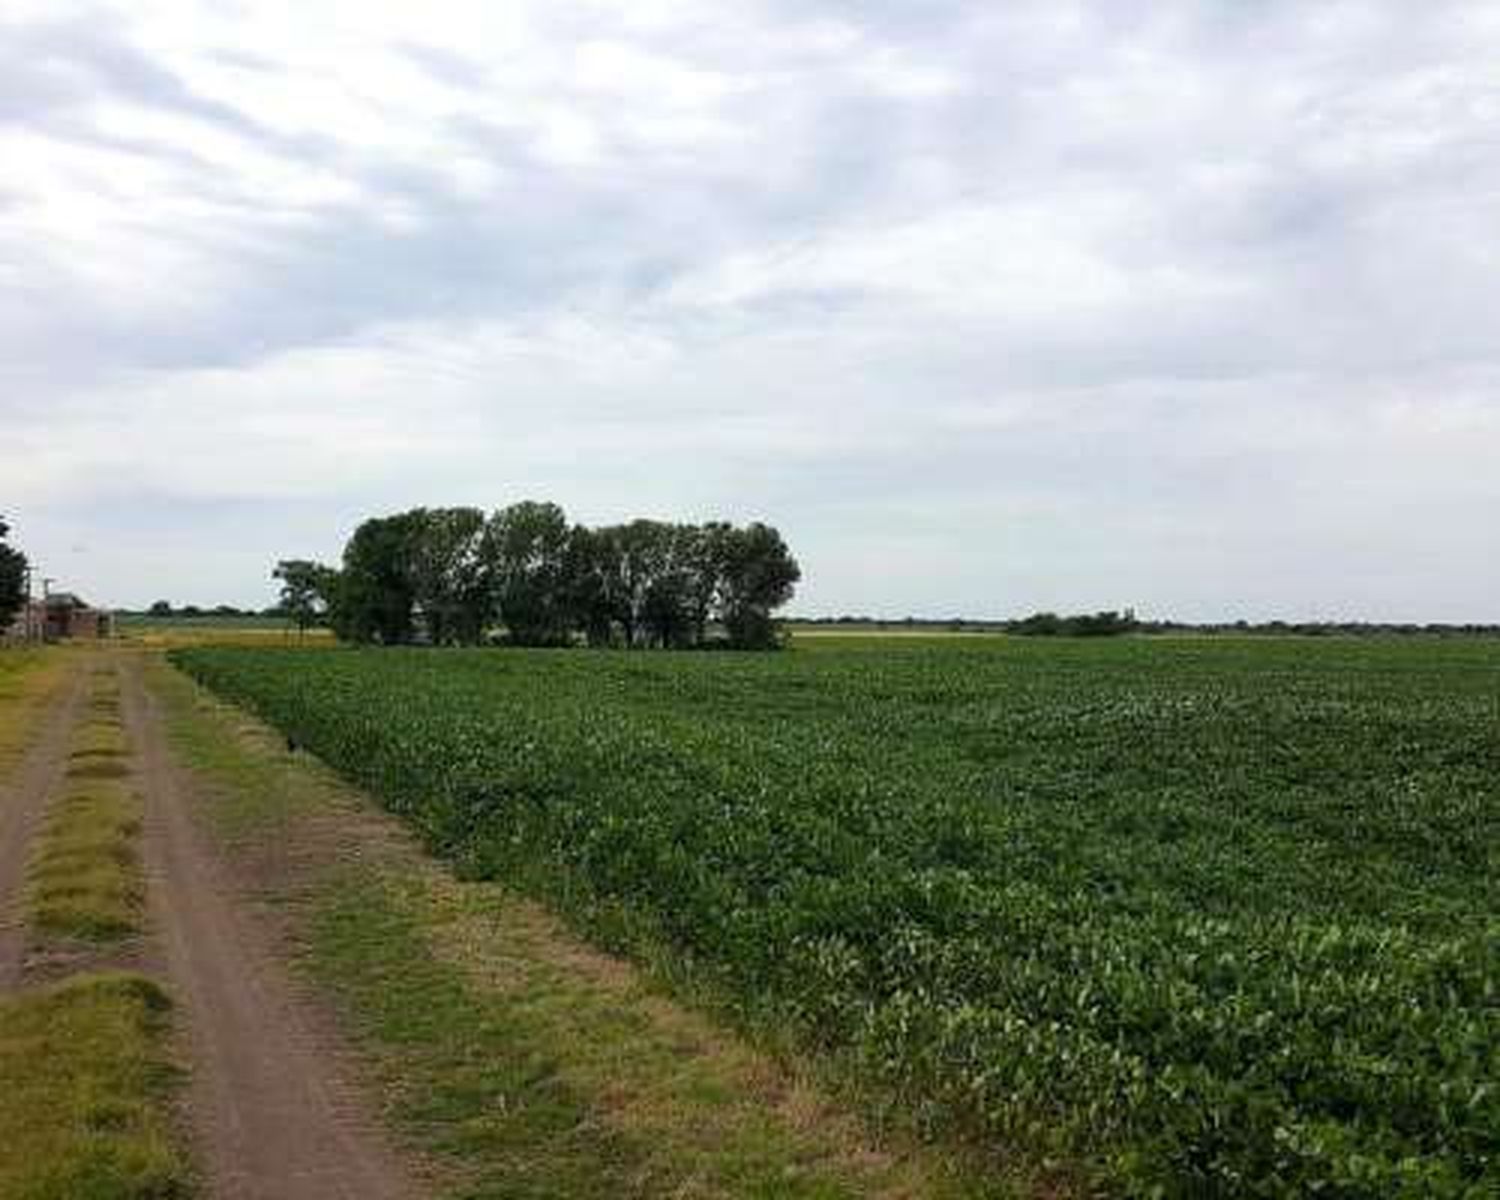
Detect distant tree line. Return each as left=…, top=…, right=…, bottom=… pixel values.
left=791, top=612, right=1500, bottom=637
left=134, top=600, right=276, bottom=619
left=1131, top=618, right=1500, bottom=637
left=786, top=611, right=1141, bottom=636
left=275, top=501, right=801, bottom=650
left=1009, top=609, right=1139, bottom=637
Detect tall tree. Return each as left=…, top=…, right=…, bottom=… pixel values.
left=272, top=559, right=340, bottom=638
left=483, top=501, right=573, bottom=646
left=339, top=511, right=425, bottom=644
left=641, top=522, right=713, bottom=649
left=408, top=507, right=488, bottom=645
left=561, top=525, right=623, bottom=647
left=714, top=522, right=801, bottom=648
left=682, top=522, right=727, bottom=645
left=0, top=516, right=27, bottom=631
left=612, top=519, right=673, bottom=648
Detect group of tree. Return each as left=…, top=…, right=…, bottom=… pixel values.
left=276, top=501, right=802, bottom=650
left=1132, top=618, right=1500, bottom=637
left=0, top=516, right=27, bottom=630
left=1009, top=609, right=1139, bottom=637
left=141, top=600, right=274, bottom=619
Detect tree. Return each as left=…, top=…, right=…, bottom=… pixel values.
left=1010, top=609, right=1138, bottom=637
left=1070, top=609, right=1138, bottom=637
left=407, top=507, right=489, bottom=645
left=0, top=516, right=27, bottom=631
left=338, top=511, right=426, bottom=644
left=147, top=600, right=173, bottom=617
left=294, top=503, right=803, bottom=651
left=642, top=565, right=693, bottom=648
left=482, top=501, right=573, bottom=646
left=561, top=525, right=623, bottom=647
left=611, top=519, right=674, bottom=648
left=680, top=523, right=724, bottom=645
left=713, top=522, right=801, bottom=648
left=638, top=523, right=729, bottom=649
left=273, top=559, right=340, bottom=638
left=1010, top=611, right=1064, bottom=636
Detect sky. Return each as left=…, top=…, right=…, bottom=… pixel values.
left=3, top=1, right=1498, bottom=620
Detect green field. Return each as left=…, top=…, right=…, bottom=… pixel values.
left=173, top=637, right=1498, bottom=1196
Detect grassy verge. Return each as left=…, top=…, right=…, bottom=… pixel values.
left=0, top=972, right=189, bottom=1198
left=145, top=654, right=990, bottom=1198
left=69, top=721, right=130, bottom=759
left=0, top=648, right=69, bottom=778
left=28, top=670, right=144, bottom=943
left=29, top=780, right=144, bottom=941
left=314, top=863, right=994, bottom=1198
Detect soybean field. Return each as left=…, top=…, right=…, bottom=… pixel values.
left=173, top=636, right=1499, bottom=1197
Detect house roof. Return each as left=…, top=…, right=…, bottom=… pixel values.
left=45, top=592, right=90, bottom=609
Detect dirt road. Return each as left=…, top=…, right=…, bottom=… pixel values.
left=0, top=664, right=84, bottom=989
left=120, top=656, right=420, bottom=1200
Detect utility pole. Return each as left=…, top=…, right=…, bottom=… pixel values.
left=21, top=565, right=37, bottom=643
left=17, top=565, right=41, bottom=643
left=40, top=576, right=55, bottom=643
left=18, top=564, right=30, bottom=643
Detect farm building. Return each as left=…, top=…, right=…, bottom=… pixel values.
left=41, top=592, right=113, bottom=640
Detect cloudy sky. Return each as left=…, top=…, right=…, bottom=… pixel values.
left=3, top=1, right=1497, bottom=619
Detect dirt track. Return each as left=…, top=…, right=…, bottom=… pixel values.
left=0, top=664, right=84, bottom=989
left=120, top=656, right=419, bottom=1200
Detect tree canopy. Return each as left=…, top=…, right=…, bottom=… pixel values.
left=0, top=516, right=27, bottom=630
left=1010, top=609, right=1139, bottom=637
left=273, top=559, right=341, bottom=636
left=282, top=501, right=801, bottom=650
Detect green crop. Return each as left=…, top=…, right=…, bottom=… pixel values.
left=172, top=636, right=1499, bottom=1196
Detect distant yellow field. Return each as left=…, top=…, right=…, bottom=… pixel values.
left=118, top=621, right=335, bottom=649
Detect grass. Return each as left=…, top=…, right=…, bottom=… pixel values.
left=0, top=973, right=188, bottom=1199
left=0, top=647, right=68, bottom=777
left=311, top=865, right=988, bottom=1199
left=70, top=722, right=131, bottom=760
left=146, top=653, right=985, bottom=1198
left=29, top=782, right=144, bottom=941
left=28, top=670, right=144, bottom=944
left=172, top=636, right=1500, bottom=1197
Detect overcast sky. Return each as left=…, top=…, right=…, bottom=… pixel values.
left=3, top=1, right=1497, bottom=619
